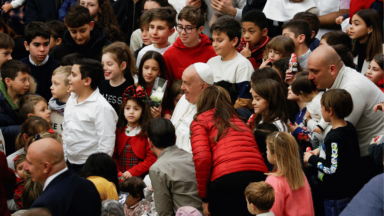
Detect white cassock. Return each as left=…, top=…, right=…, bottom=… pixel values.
left=170, top=94, right=197, bottom=154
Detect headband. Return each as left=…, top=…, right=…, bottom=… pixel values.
left=275, top=132, right=280, bottom=138
left=122, top=85, right=148, bottom=103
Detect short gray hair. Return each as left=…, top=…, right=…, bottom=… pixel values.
left=101, top=199, right=125, bottom=216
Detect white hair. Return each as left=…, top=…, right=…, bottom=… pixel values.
left=101, top=199, right=125, bottom=216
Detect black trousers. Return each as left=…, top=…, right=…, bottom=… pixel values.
left=208, top=171, right=266, bottom=216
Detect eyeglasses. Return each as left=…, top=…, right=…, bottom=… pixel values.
left=175, top=25, right=197, bottom=34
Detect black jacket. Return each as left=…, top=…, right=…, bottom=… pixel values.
left=31, top=170, right=101, bottom=216
left=113, top=0, right=143, bottom=45
left=50, top=22, right=112, bottom=61
left=26, top=0, right=57, bottom=25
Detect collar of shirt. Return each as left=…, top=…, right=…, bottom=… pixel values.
left=43, top=167, right=68, bottom=191
left=29, top=55, right=49, bottom=66
left=330, top=65, right=347, bottom=90
left=158, top=145, right=179, bottom=159
left=71, top=88, right=100, bottom=105
left=298, top=49, right=311, bottom=62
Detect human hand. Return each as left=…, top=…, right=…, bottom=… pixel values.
left=240, top=43, right=252, bottom=58
left=210, top=0, right=237, bottom=17
left=303, top=152, right=312, bottom=163
left=312, top=148, right=320, bottom=156
left=186, top=0, right=202, bottom=8
left=287, top=122, right=299, bottom=133
left=151, top=105, right=162, bottom=118
left=285, top=68, right=296, bottom=85
left=1, top=3, right=13, bottom=13
left=122, top=171, right=132, bottom=179
left=148, top=185, right=153, bottom=192
left=259, top=58, right=271, bottom=69
left=373, top=103, right=384, bottom=112
left=313, top=127, right=322, bottom=134
left=335, top=16, right=344, bottom=25
left=202, top=202, right=211, bottom=216
left=345, top=26, right=351, bottom=35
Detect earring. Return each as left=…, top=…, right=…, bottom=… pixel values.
left=368, top=31, right=371, bottom=35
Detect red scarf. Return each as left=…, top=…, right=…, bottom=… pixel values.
left=378, top=76, right=384, bottom=93
left=236, top=36, right=270, bottom=61
left=349, top=0, right=382, bottom=21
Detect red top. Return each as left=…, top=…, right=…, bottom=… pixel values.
left=0, top=152, right=16, bottom=216
left=190, top=109, right=268, bottom=199
left=113, top=129, right=156, bottom=177
left=163, top=34, right=216, bottom=82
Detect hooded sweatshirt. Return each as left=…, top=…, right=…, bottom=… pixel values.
left=49, top=21, right=112, bottom=62
left=163, top=34, right=216, bottom=82
left=48, top=97, right=66, bottom=134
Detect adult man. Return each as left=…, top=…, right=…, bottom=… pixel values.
left=170, top=63, right=213, bottom=153
left=24, top=138, right=101, bottom=216
left=306, top=45, right=384, bottom=182
left=148, top=118, right=203, bottom=216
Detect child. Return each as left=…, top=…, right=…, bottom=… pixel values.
left=0, top=60, right=30, bottom=154
left=138, top=51, right=167, bottom=118
left=207, top=16, right=254, bottom=110
left=266, top=132, right=314, bottom=216
left=366, top=55, right=384, bottom=92
left=163, top=6, right=216, bottom=82
left=236, top=10, right=269, bottom=70
left=253, top=123, right=279, bottom=171
left=19, top=95, right=51, bottom=123
left=113, top=85, right=156, bottom=179
left=46, top=20, right=66, bottom=51
left=304, top=89, right=361, bottom=216
left=350, top=9, right=383, bottom=73
left=282, top=20, right=312, bottom=68
left=133, top=10, right=154, bottom=58
left=59, top=53, right=85, bottom=66
left=136, top=7, right=177, bottom=67
left=245, top=182, right=275, bottom=216
left=0, top=33, right=14, bottom=68
left=49, top=66, right=72, bottom=133
left=50, top=5, right=112, bottom=61
left=249, top=79, right=289, bottom=132
left=163, top=80, right=183, bottom=119
left=99, top=42, right=136, bottom=114
left=13, top=153, right=26, bottom=209
left=259, top=36, right=295, bottom=69
left=63, top=58, right=118, bottom=173
left=20, top=21, right=59, bottom=102
left=120, top=177, right=157, bottom=216
left=293, top=12, right=321, bottom=51
left=272, top=58, right=289, bottom=81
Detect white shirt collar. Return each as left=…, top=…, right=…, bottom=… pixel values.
left=29, top=55, right=49, bottom=66
left=43, top=167, right=68, bottom=191
left=257, top=212, right=275, bottom=216
left=71, top=88, right=100, bottom=105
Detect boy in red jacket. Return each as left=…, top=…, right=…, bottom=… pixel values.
left=163, top=6, right=216, bottom=82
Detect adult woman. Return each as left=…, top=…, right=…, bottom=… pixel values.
left=190, top=86, right=268, bottom=216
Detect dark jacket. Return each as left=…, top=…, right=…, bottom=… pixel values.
left=50, top=22, right=112, bottom=61
left=26, top=0, right=57, bottom=25
left=58, top=0, right=77, bottom=21
left=113, top=0, right=142, bottom=45
left=0, top=152, right=15, bottom=216
left=31, top=170, right=101, bottom=216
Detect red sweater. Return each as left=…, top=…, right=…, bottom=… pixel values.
left=163, top=34, right=216, bottom=82
left=113, top=129, right=156, bottom=177
left=0, top=152, right=15, bottom=216
left=190, top=109, right=268, bottom=199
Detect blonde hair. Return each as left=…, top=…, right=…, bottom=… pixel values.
left=52, top=66, right=72, bottom=85
left=263, top=36, right=295, bottom=60
left=266, top=132, right=305, bottom=190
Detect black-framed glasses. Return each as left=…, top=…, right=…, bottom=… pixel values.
left=175, top=25, right=197, bottom=34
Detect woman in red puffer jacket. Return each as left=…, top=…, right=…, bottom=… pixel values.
left=191, top=86, right=268, bottom=216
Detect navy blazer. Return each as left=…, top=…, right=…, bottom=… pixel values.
left=31, top=170, right=101, bottom=216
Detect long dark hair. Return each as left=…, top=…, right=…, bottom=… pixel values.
left=80, top=153, right=120, bottom=194
left=138, top=51, right=167, bottom=87
left=194, top=86, right=243, bottom=142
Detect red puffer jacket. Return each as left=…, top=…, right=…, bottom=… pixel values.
left=191, top=109, right=268, bottom=199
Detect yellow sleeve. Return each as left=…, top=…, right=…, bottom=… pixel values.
left=234, top=98, right=254, bottom=110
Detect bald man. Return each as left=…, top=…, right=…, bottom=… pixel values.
left=171, top=63, right=213, bottom=153
left=306, top=45, right=384, bottom=182
left=25, top=138, right=101, bottom=216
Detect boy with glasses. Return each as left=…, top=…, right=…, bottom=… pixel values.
left=163, top=6, right=216, bottom=82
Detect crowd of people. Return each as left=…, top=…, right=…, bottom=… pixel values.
left=0, top=0, right=383, bottom=215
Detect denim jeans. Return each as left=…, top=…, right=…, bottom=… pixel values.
left=324, top=197, right=352, bottom=216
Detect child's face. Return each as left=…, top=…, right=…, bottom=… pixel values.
left=124, top=100, right=143, bottom=127
left=125, top=194, right=140, bottom=208
left=287, top=85, right=300, bottom=101
left=149, top=20, right=174, bottom=48
left=102, top=53, right=125, bottom=81
left=32, top=100, right=51, bottom=122
left=349, top=14, right=371, bottom=41
left=266, top=143, right=275, bottom=165
left=0, top=48, right=12, bottom=67
left=141, top=25, right=152, bottom=46
left=6, top=72, right=30, bottom=95
left=250, top=88, right=269, bottom=114
left=321, top=105, right=331, bottom=122
left=80, top=0, right=100, bottom=20
left=49, top=36, right=62, bottom=51
left=173, top=93, right=183, bottom=108
left=268, top=49, right=282, bottom=62
left=51, top=74, right=70, bottom=100
left=142, top=59, right=160, bottom=85
left=212, top=32, right=237, bottom=57
left=366, top=60, right=383, bottom=85
left=242, top=22, right=267, bottom=47
left=177, top=19, right=203, bottom=47
left=67, top=22, right=94, bottom=45
left=67, top=64, right=86, bottom=94
left=282, top=29, right=299, bottom=49
left=24, top=36, right=50, bottom=65
left=16, top=162, right=25, bottom=179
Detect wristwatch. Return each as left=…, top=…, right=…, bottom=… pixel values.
left=303, top=116, right=312, bottom=127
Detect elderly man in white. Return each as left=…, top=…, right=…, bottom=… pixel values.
left=171, top=63, right=213, bottom=153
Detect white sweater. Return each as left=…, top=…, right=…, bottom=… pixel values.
left=307, top=65, right=384, bottom=157
left=306, top=92, right=328, bottom=130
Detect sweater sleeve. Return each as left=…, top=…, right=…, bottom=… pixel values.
left=128, top=139, right=157, bottom=177
left=344, top=86, right=365, bottom=126
left=10, top=0, right=25, bottom=9
left=149, top=170, right=174, bottom=216
left=308, top=138, right=339, bottom=181
left=58, top=0, right=72, bottom=21
left=94, top=106, right=117, bottom=156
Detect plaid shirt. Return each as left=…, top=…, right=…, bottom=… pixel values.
left=118, top=140, right=143, bottom=173
left=1, top=0, right=25, bottom=25
left=14, top=177, right=25, bottom=209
